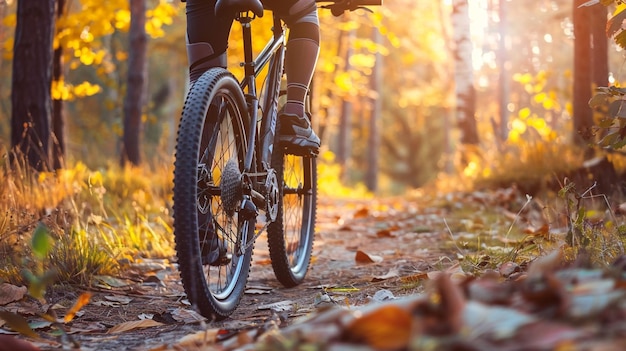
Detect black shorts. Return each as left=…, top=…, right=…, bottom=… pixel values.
left=263, top=0, right=316, bottom=23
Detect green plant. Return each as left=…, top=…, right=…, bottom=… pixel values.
left=558, top=180, right=625, bottom=265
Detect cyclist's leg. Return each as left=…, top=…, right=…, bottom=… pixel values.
left=185, top=0, right=233, bottom=265
left=185, top=0, right=233, bottom=83
left=267, top=0, right=321, bottom=152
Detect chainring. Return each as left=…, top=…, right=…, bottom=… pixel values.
left=265, top=168, right=279, bottom=222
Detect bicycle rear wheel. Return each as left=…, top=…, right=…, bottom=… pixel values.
left=268, top=148, right=317, bottom=287
left=265, top=75, right=317, bottom=287
left=173, top=68, right=254, bottom=320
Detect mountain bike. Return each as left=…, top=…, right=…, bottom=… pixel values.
left=173, top=0, right=381, bottom=320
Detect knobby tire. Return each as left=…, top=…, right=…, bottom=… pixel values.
left=173, top=68, right=254, bottom=320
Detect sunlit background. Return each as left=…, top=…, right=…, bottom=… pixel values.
left=0, top=0, right=622, bottom=194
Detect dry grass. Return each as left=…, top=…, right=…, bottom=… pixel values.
left=0, top=148, right=175, bottom=286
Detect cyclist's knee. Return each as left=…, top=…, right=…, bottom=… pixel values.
left=282, top=0, right=318, bottom=27
left=187, top=42, right=227, bottom=83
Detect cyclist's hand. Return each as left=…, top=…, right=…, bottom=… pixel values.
left=216, top=0, right=264, bottom=18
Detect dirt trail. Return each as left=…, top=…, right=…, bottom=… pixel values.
left=12, top=196, right=451, bottom=351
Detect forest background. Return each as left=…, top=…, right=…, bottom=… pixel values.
left=4, top=0, right=624, bottom=195
left=4, top=1, right=626, bottom=347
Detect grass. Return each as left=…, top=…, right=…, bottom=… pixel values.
left=431, top=138, right=626, bottom=274
left=0, top=149, right=175, bottom=287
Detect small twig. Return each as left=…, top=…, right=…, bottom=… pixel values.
left=505, top=194, right=533, bottom=239
left=443, top=217, right=465, bottom=256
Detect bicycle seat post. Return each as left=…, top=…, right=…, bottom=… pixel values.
left=237, top=12, right=259, bottom=173
left=237, top=13, right=255, bottom=84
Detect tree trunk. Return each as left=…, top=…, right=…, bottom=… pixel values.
left=52, top=0, right=66, bottom=170
left=573, top=0, right=594, bottom=145
left=11, top=0, right=55, bottom=171
left=451, top=0, right=479, bottom=146
left=366, top=27, right=382, bottom=192
left=591, top=4, right=608, bottom=89
left=496, top=0, right=509, bottom=143
left=122, top=0, right=147, bottom=166
left=338, top=29, right=354, bottom=181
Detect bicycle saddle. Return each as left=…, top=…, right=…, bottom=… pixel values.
left=215, top=0, right=264, bottom=18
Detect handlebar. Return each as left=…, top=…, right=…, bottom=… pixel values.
left=316, top=0, right=382, bottom=17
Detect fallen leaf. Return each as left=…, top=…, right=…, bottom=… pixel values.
left=313, top=293, right=335, bottom=309
left=512, top=320, right=588, bottom=349
left=355, top=250, right=383, bottom=264
left=171, top=308, right=206, bottom=324
left=107, top=319, right=164, bottom=334
left=64, top=292, right=92, bottom=323
left=0, top=284, right=27, bottom=305
left=375, top=229, right=394, bottom=238
left=427, top=262, right=466, bottom=282
left=499, top=261, right=521, bottom=278
left=343, top=304, right=412, bottom=350
left=171, top=329, right=219, bottom=349
left=372, top=268, right=399, bottom=282
left=93, top=275, right=131, bottom=288
left=400, top=273, right=427, bottom=284
left=434, top=273, right=466, bottom=334
left=104, top=295, right=133, bottom=304
left=463, top=301, right=536, bottom=340
left=353, top=207, right=370, bottom=219
left=0, top=311, right=39, bottom=339
left=371, top=289, right=396, bottom=302
left=568, top=290, right=624, bottom=319
left=244, top=285, right=273, bottom=295
left=130, top=261, right=167, bottom=275
left=258, top=300, right=294, bottom=312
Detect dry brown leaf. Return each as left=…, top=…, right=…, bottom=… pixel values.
left=355, top=250, right=383, bottom=264
left=372, top=269, right=399, bottom=282
left=171, top=308, right=206, bottom=324
left=375, top=229, right=394, bottom=238
left=427, top=262, right=466, bottom=282
left=499, top=261, right=521, bottom=278
left=343, top=304, right=412, bottom=350
left=173, top=329, right=219, bottom=349
left=64, top=292, right=92, bottom=323
left=400, top=272, right=428, bottom=284
left=353, top=207, right=370, bottom=219
left=0, top=311, right=39, bottom=339
left=107, top=319, right=164, bottom=334
left=434, top=273, right=466, bottom=334
left=104, top=295, right=133, bottom=304
left=0, top=284, right=27, bottom=305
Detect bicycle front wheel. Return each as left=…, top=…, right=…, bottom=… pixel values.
left=173, top=68, right=254, bottom=320
left=267, top=149, right=317, bottom=287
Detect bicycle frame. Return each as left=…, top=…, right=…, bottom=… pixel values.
left=236, top=13, right=286, bottom=176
